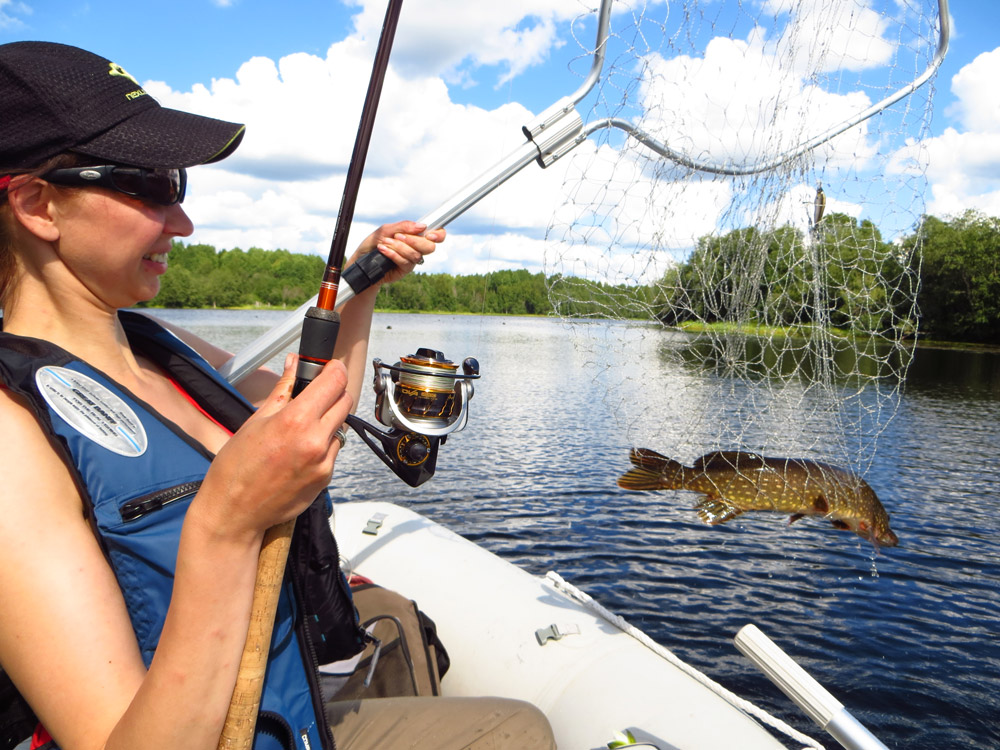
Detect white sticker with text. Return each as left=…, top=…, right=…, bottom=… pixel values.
left=36, top=366, right=147, bottom=457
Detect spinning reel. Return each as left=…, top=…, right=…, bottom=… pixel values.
left=345, top=347, right=480, bottom=487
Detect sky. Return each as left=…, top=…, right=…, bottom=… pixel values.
left=2, top=0, right=998, bottom=282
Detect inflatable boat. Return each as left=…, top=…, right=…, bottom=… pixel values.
left=330, top=500, right=833, bottom=750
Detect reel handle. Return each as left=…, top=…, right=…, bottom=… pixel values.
left=345, top=413, right=440, bottom=487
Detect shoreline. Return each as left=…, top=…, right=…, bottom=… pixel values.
left=138, top=305, right=999, bottom=354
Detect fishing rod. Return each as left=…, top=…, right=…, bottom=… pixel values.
left=218, top=1, right=405, bottom=746
left=218, top=0, right=951, bottom=386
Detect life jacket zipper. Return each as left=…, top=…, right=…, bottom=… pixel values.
left=257, top=710, right=297, bottom=750
left=119, top=481, right=202, bottom=522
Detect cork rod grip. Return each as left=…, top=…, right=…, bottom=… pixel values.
left=217, top=519, right=296, bottom=750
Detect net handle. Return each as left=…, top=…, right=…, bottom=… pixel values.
left=221, top=0, right=950, bottom=383
left=553, top=0, right=951, bottom=175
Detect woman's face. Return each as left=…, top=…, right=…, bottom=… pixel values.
left=48, top=184, right=194, bottom=309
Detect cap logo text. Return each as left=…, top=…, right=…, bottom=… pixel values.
left=108, top=62, right=147, bottom=101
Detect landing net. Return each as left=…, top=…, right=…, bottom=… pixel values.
left=545, top=0, right=941, bottom=476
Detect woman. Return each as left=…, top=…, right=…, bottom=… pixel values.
left=0, top=41, right=554, bottom=750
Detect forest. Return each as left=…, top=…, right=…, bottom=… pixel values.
left=146, top=209, right=999, bottom=344
left=151, top=243, right=650, bottom=318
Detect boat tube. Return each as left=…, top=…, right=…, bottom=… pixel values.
left=331, top=500, right=822, bottom=750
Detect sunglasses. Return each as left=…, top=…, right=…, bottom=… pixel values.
left=42, top=165, right=187, bottom=206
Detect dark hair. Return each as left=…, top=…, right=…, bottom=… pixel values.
left=0, top=152, right=96, bottom=306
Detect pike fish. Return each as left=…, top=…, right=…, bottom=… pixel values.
left=617, top=448, right=898, bottom=548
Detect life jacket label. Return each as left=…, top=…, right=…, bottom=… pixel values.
left=36, top=366, right=148, bottom=457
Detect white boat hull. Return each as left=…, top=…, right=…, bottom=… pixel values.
left=332, top=501, right=791, bottom=750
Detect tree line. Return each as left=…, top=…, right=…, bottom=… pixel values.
left=147, top=209, right=999, bottom=344
left=654, top=209, right=997, bottom=343
left=655, top=212, right=911, bottom=335
left=904, top=210, right=999, bottom=343
left=149, top=242, right=652, bottom=319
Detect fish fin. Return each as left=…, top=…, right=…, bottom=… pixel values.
left=787, top=514, right=806, bottom=525
left=830, top=519, right=850, bottom=530
left=693, top=451, right=767, bottom=472
left=812, top=494, right=830, bottom=515
left=629, top=448, right=673, bottom=469
left=695, top=497, right=743, bottom=525
left=617, top=449, right=686, bottom=491
left=617, top=467, right=668, bottom=491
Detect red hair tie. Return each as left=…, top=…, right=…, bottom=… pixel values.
left=0, top=175, right=11, bottom=191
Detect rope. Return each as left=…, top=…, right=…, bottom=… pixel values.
left=544, top=571, right=825, bottom=750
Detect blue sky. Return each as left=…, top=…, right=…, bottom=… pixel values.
left=2, top=0, right=997, bottom=281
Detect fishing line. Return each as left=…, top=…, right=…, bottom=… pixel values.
left=395, top=357, right=460, bottom=394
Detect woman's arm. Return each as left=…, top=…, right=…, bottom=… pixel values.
left=0, top=355, right=352, bottom=750
left=147, top=221, right=443, bottom=410
left=333, top=221, right=445, bottom=409
left=0, top=389, right=150, bottom=749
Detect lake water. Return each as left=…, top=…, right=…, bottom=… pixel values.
left=153, top=308, right=1000, bottom=750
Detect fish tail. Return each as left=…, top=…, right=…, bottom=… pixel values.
left=617, top=448, right=686, bottom=491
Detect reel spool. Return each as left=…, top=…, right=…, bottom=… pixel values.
left=346, top=347, right=480, bottom=487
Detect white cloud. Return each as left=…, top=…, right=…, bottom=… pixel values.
left=614, top=0, right=941, bottom=215
left=347, top=0, right=587, bottom=86
left=945, top=47, right=1000, bottom=132
left=633, top=29, right=879, bottom=172
left=149, top=27, right=575, bottom=267
left=762, top=0, right=895, bottom=73
left=898, top=47, right=1000, bottom=218
left=0, top=0, right=31, bottom=29
left=143, top=0, right=943, bottom=285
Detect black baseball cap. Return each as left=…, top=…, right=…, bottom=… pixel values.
left=0, top=41, right=245, bottom=170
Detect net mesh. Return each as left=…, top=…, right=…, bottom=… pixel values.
left=544, top=0, right=940, bottom=477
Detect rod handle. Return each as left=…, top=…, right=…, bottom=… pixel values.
left=293, top=307, right=341, bottom=397
left=217, top=519, right=296, bottom=749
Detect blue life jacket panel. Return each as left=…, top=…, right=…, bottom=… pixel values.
left=0, top=312, right=365, bottom=750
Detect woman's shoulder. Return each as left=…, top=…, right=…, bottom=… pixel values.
left=0, top=387, right=83, bottom=512
left=0, top=384, right=39, bottom=425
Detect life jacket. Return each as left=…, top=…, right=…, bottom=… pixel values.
left=0, top=311, right=366, bottom=750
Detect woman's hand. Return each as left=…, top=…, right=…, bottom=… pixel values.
left=347, top=220, right=446, bottom=286
left=192, top=353, right=352, bottom=543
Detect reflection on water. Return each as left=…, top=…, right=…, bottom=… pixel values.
left=152, top=309, right=1000, bottom=750
left=906, top=344, right=1000, bottom=397
left=674, top=330, right=913, bottom=383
